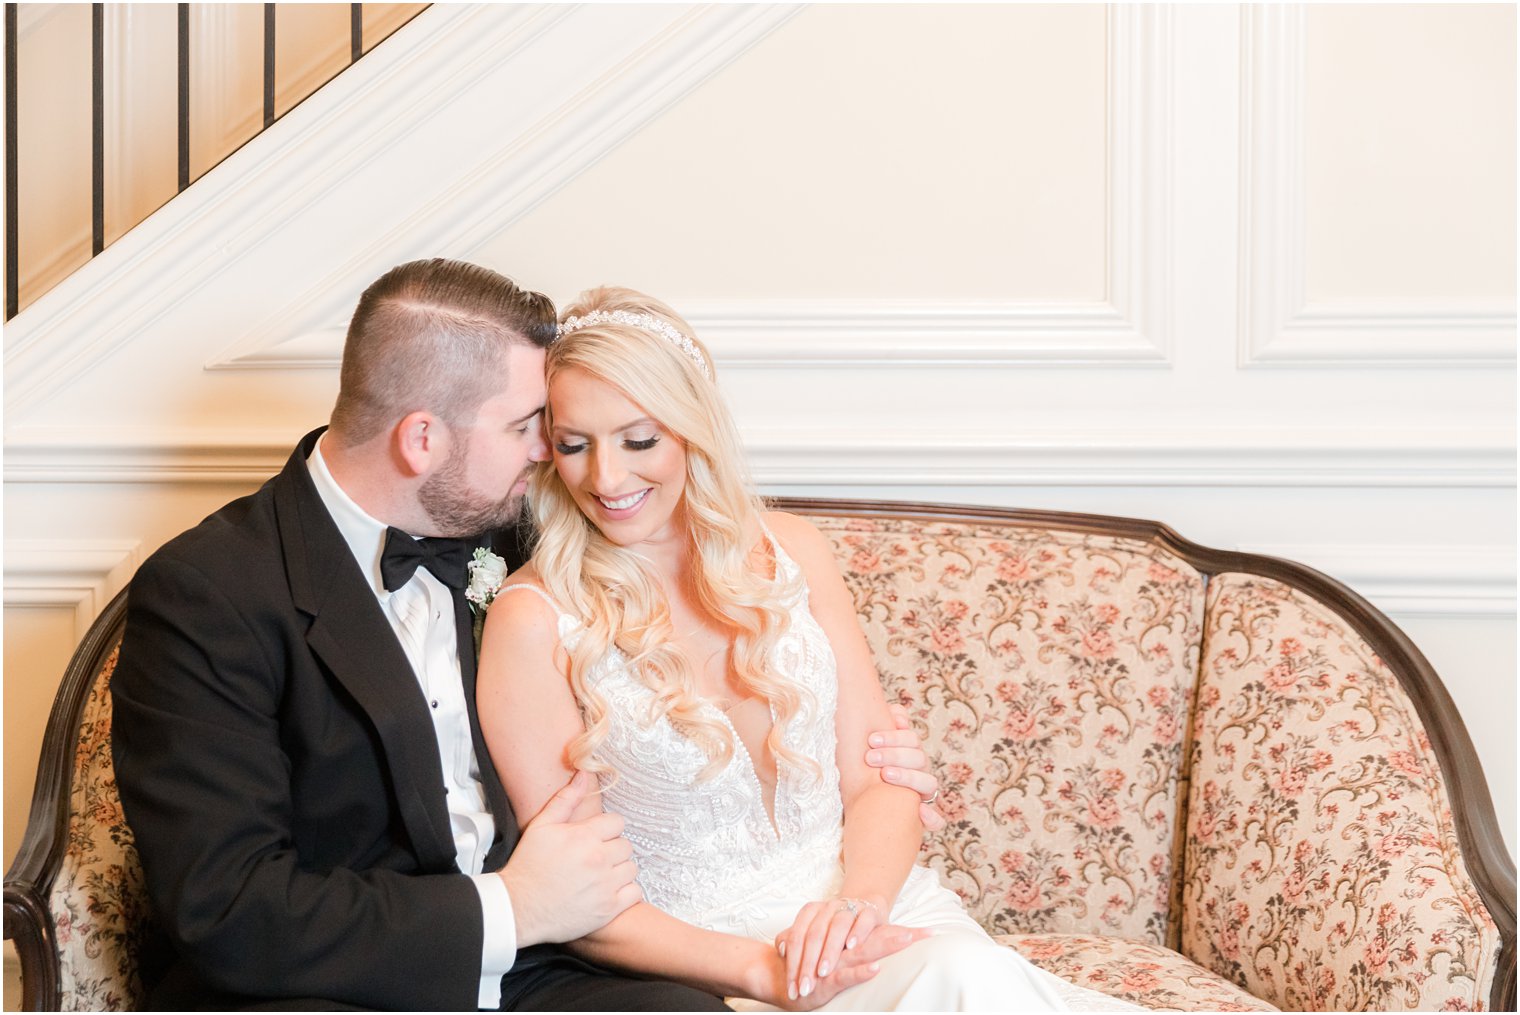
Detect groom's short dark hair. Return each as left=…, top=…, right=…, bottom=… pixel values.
left=329, top=258, right=557, bottom=445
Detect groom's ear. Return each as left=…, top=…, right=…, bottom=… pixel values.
left=394, top=410, right=439, bottom=478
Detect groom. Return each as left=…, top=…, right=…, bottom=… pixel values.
left=112, top=258, right=940, bottom=1011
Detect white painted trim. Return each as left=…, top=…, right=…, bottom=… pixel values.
left=5, top=425, right=1512, bottom=489
left=217, top=300, right=1166, bottom=371
left=1241, top=543, right=1516, bottom=617
left=1237, top=5, right=1516, bottom=367
left=4, top=4, right=805, bottom=422
left=4, top=540, right=143, bottom=637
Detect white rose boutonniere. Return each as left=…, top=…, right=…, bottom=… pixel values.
left=465, top=547, right=509, bottom=653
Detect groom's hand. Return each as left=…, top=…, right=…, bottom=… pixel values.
left=864, top=703, right=947, bottom=832
left=498, top=771, right=642, bottom=946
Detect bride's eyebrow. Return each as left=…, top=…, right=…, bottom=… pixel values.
left=553, top=417, right=657, bottom=438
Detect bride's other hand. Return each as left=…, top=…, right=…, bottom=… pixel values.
left=865, top=703, right=947, bottom=832
left=778, top=895, right=885, bottom=1001
left=767, top=922, right=930, bottom=1010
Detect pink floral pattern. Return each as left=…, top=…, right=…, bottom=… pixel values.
left=1001, top=932, right=1278, bottom=1011
left=46, top=643, right=152, bottom=1012
left=1184, top=574, right=1500, bottom=1011
left=809, top=514, right=1206, bottom=947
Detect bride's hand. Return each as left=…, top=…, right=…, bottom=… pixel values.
left=762, top=922, right=929, bottom=1010
left=777, top=895, right=885, bottom=1002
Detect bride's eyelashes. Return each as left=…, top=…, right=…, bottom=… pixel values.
left=553, top=435, right=662, bottom=456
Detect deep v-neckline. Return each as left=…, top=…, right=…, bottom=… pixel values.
left=705, top=696, right=783, bottom=840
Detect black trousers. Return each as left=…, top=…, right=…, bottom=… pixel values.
left=151, top=954, right=730, bottom=1011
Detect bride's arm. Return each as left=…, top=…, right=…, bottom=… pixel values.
left=767, top=513, right=924, bottom=999
left=476, top=582, right=890, bottom=1007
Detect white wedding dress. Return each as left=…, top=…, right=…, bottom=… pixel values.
left=502, top=544, right=1137, bottom=1012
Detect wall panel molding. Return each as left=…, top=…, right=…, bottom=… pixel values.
left=3, top=540, right=142, bottom=637
left=1237, top=4, right=1516, bottom=367
left=6, top=424, right=1511, bottom=489
left=209, top=5, right=1176, bottom=372
left=1241, top=542, right=1516, bottom=617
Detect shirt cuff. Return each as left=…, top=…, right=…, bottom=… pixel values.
left=471, top=872, right=518, bottom=1009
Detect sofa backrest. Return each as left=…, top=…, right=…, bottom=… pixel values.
left=799, top=508, right=1207, bottom=947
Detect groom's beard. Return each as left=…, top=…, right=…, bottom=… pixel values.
left=418, top=435, right=524, bottom=537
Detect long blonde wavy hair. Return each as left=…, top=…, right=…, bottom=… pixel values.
left=530, top=286, right=815, bottom=781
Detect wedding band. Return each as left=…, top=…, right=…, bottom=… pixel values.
left=840, top=899, right=858, bottom=913
left=922, top=789, right=941, bottom=806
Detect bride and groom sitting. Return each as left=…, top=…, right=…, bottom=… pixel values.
left=112, top=259, right=1128, bottom=1011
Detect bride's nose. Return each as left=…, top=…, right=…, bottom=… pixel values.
left=591, top=444, right=627, bottom=493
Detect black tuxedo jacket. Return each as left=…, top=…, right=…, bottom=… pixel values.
left=113, top=429, right=528, bottom=1010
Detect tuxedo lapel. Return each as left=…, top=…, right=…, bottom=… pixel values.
left=273, top=430, right=460, bottom=874
left=451, top=588, right=518, bottom=865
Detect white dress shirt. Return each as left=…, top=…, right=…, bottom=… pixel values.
left=307, top=437, right=517, bottom=1008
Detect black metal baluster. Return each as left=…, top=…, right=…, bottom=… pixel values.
left=5, top=2, right=18, bottom=319
left=351, top=4, right=361, bottom=64
left=263, top=4, right=275, bottom=128
left=178, top=3, right=189, bottom=191
left=91, top=3, right=103, bottom=255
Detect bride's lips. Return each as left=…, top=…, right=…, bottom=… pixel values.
left=594, top=487, right=651, bottom=521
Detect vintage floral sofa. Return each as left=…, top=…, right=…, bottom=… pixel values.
left=5, top=500, right=1514, bottom=1011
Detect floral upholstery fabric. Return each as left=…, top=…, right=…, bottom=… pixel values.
left=1184, top=574, right=1500, bottom=1011
left=806, top=514, right=1206, bottom=947
left=46, top=642, right=152, bottom=1012
left=1002, top=932, right=1279, bottom=1011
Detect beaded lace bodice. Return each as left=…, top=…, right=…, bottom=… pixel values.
left=502, top=541, right=846, bottom=934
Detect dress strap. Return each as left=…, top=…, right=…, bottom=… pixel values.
left=495, top=583, right=568, bottom=618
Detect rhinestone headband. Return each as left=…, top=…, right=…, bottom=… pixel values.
left=558, top=309, right=714, bottom=381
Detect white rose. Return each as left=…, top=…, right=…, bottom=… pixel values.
left=466, top=548, right=509, bottom=607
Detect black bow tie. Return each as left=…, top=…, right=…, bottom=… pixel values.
left=380, top=527, right=474, bottom=592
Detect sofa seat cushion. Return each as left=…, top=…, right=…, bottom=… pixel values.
left=1001, top=933, right=1278, bottom=1011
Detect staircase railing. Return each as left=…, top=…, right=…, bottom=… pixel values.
left=4, top=2, right=428, bottom=320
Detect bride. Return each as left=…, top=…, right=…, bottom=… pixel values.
left=476, top=287, right=1133, bottom=1011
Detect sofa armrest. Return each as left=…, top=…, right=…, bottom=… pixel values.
left=1182, top=571, right=1513, bottom=1012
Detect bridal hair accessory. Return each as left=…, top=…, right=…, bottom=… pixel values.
left=559, top=310, right=714, bottom=381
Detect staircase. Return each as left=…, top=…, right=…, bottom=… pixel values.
left=4, top=2, right=428, bottom=319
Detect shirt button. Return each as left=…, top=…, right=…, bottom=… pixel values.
left=430, top=700, right=439, bottom=709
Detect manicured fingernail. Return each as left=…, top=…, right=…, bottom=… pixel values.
left=869, top=733, right=884, bottom=747
left=883, top=767, right=901, bottom=781
left=819, top=961, right=831, bottom=976
left=777, top=941, right=786, bottom=957
left=867, top=750, right=882, bottom=764
left=868, top=962, right=880, bottom=973
left=788, top=983, right=797, bottom=1001
left=846, top=936, right=857, bottom=949
left=801, top=978, right=813, bottom=997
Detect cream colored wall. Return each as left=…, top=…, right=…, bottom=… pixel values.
left=4, top=3, right=1514, bottom=882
